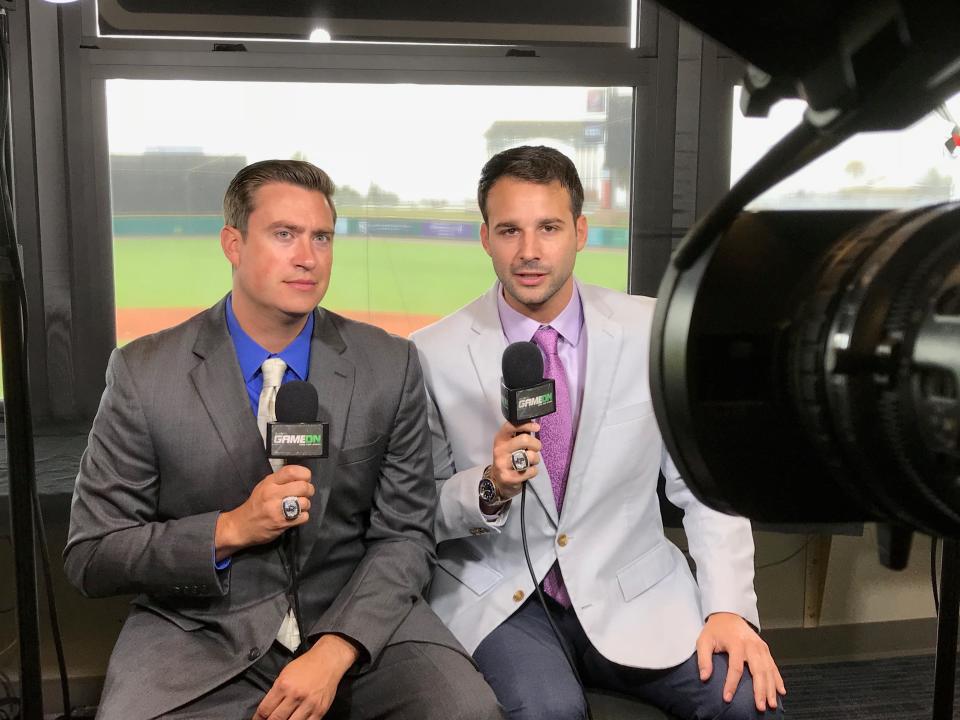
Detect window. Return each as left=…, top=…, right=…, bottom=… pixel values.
left=731, top=86, right=960, bottom=210
left=106, top=80, right=632, bottom=343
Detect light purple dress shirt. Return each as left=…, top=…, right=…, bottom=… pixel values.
left=496, top=280, right=587, bottom=434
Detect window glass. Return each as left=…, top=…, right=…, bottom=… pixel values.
left=731, top=86, right=960, bottom=210
left=107, top=81, right=632, bottom=343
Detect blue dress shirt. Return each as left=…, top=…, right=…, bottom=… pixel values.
left=225, top=295, right=314, bottom=413
left=216, top=295, right=314, bottom=569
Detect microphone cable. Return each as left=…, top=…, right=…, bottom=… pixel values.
left=288, top=528, right=306, bottom=656
left=278, top=522, right=307, bottom=657
left=519, top=482, right=594, bottom=720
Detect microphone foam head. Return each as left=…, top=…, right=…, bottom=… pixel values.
left=275, top=380, right=319, bottom=422
left=502, top=341, right=544, bottom=389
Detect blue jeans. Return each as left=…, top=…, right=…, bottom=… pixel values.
left=473, top=596, right=785, bottom=720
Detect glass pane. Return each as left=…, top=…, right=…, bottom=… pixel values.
left=731, top=86, right=960, bottom=210
left=107, top=81, right=632, bottom=344
left=99, top=0, right=635, bottom=46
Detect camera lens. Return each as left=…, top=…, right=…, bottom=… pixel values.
left=651, top=202, right=960, bottom=534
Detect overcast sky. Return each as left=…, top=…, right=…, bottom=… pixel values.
left=106, top=81, right=621, bottom=204
left=732, top=87, right=960, bottom=206
left=106, top=79, right=960, bottom=207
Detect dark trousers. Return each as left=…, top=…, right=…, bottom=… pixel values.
left=158, top=640, right=503, bottom=720
left=474, top=596, right=785, bottom=720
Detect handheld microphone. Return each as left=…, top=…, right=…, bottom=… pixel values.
left=265, top=380, right=325, bottom=657
left=268, top=380, right=329, bottom=462
left=500, top=340, right=591, bottom=717
left=501, top=341, right=556, bottom=425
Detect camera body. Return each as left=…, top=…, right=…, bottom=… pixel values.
left=649, top=0, right=960, bottom=545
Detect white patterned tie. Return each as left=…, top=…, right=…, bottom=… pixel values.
left=255, top=357, right=301, bottom=652
left=257, top=358, right=287, bottom=473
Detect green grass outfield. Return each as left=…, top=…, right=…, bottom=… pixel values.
left=114, top=235, right=627, bottom=316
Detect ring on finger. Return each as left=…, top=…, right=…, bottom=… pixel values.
left=510, top=449, right=529, bottom=473
left=281, top=496, right=301, bottom=521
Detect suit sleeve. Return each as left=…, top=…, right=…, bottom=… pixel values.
left=310, top=342, right=440, bottom=666
left=63, top=348, right=228, bottom=599
left=415, top=341, right=510, bottom=544
left=661, top=449, right=760, bottom=628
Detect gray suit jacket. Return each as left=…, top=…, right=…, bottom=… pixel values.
left=64, top=297, right=461, bottom=719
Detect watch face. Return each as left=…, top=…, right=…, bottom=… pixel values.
left=479, top=477, right=498, bottom=503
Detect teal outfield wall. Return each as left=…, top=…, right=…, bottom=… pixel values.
left=112, top=214, right=629, bottom=248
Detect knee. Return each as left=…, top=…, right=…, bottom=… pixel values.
left=713, top=683, right=785, bottom=720
left=503, top=688, right=586, bottom=720
left=450, top=682, right=504, bottom=720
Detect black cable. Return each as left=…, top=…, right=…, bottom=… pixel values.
left=277, top=526, right=307, bottom=658
left=33, top=489, right=72, bottom=718
left=520, top=485, right=594, bottom=720
left=755, top=538, right=813, bottom=571
left=288, top=528, right=306, bottom=657
left=932, top=536, right=940, bottom=614
left=0, top=10, right=72, bottom=718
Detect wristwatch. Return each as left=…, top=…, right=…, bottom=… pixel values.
left=478, top=465, right=507, bottom=508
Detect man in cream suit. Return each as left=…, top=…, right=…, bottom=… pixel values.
left=411, top=146, right=785, bottom=720
left=65, top=160, right=500, bottom=720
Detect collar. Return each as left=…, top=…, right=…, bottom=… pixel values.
left=496, top=279, right=584, bottom=346
left=225, top=294, right=314, bottom=382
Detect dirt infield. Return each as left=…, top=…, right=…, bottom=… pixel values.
left=116, top=307, right=442, bottom=343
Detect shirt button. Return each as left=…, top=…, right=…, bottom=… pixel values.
left=557, top=534, right=568, bottom=548
left=248, top=647, right=261, bottom=661
left=513, top=590, right=525, bottom=603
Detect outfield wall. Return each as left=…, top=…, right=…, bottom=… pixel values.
left=112, top=214, right=629, bottom=248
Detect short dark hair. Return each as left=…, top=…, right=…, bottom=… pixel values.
left=477, top=145, right=584, bottom=223
left=223, top=159, right=337, bottom=232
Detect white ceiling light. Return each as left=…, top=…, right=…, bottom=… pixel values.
left=309, top=27, right=331, bottom=42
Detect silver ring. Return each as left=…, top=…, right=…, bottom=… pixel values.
left=281, top=496, right=301, bottom=521
left=511, top=449, right=529, bottom=473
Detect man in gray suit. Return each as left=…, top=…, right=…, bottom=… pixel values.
left=65, top=160, right=501, bottom=720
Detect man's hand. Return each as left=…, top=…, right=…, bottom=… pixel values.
left=215, top=465, right=315, bottom=560
left=696, top=612, right=786, bottom=713
left=254, top=635, right=359, bottom=720
left=489, top=420, right=542, bottom=503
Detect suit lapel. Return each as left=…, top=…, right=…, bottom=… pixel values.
left=189, top=299, right=272, bottom=495
left=562, top=286, right=622, bottom=522
left=469, top=286, right=559, bottom=526
left=299, top=308, right=355, bottom=560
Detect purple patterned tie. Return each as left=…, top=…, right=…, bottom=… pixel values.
left=533, top=325, right=573, bottom=607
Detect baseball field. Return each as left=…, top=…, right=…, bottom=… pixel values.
left=113, top=234, right=628, bottom=342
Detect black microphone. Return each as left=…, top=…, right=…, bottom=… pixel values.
left=500, top=342, right=590, bottom=714
left=501, top=341, right=556, bottom=425
left=265, top=380, right=324, bottom=657
left=268, top=380, right=329, bottom=462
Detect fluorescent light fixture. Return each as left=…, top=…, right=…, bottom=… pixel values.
left=44, top=0, right=81, bottom=3
left=629, top=0, right=640, bottom=48
left=309, top=27, right=331, bottom=42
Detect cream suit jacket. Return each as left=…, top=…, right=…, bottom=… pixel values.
left=411, top=281, right=759, bottom=669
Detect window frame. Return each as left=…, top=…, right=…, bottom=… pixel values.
left=12, top=0, right=730, bottom=425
